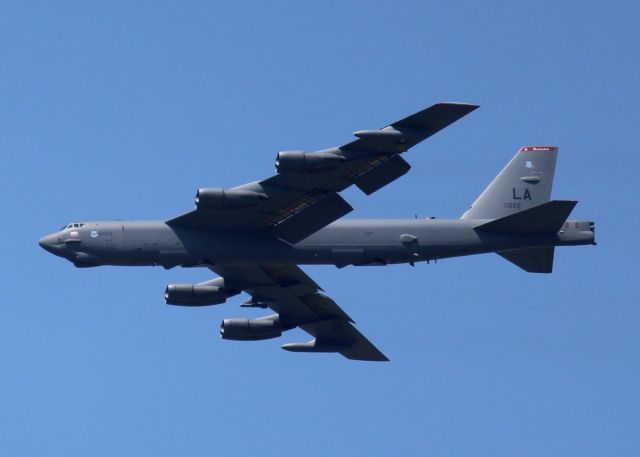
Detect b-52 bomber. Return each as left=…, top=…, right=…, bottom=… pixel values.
left=39, top=103, right=595, bottom=361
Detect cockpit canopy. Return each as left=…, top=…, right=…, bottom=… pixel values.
left=60, top=223, right=86, bottom=231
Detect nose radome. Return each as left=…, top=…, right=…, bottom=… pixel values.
left=39, top=234, right=60, bottom=254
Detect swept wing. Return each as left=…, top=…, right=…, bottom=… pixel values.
left=210, top=264, right=388, bottom=361
left=168, top=103, right=478, bottom=243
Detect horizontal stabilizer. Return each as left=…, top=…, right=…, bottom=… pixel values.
left=498, top=247, right=555, bottom=273
left=474, top=200, right=577, bottom=235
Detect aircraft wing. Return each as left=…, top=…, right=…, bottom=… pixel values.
left=209, top=264, right=389, bottom=361
left=168, top=103, right=478, bottom=243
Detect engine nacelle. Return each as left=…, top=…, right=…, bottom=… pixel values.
left=275, top=150, right=345, bottom=173
left=220, top=314, right=289, bottom=341
left=165, top=284, right=229, bottom=306
left=195, top=188, right=267, bottom=209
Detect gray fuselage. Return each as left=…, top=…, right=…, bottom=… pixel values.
left=39, top=218, right=595, bottom=269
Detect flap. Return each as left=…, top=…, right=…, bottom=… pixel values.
left=272, top=192, right=353, bottom=243
left=355, top=155, right=411, bottom=195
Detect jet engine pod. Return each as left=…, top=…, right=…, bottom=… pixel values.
left=165, top=284, right=228, bottom=306
left=220, top=314, right=288, bottom=341
left=195, top=188, right=267, bottom=209
left=275, top=150, right=345, bottom=173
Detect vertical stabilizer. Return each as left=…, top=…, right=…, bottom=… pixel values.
left=461, top=146, right=558, bottom=219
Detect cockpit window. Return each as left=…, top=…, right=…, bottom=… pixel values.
left=60, top=223, right=85, bottom=230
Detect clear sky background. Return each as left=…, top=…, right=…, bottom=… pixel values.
left=2, top=1, right=638, bottom=456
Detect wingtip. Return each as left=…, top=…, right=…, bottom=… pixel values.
left=348, top=353, right=390, bottom=362
left=437, top=102, right=480, bottom=110
left=342, top=348, right=390, bottom=362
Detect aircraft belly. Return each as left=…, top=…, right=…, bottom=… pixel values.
left=290, top=220, right=487, bottom=266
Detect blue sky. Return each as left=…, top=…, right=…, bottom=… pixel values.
left=2, top=1, right=638, bottom=456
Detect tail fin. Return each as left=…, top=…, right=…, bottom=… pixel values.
left=461, top=146, right=558, bottom=219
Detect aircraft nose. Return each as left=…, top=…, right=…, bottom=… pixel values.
left=39, top=233, right=62, bottom=254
